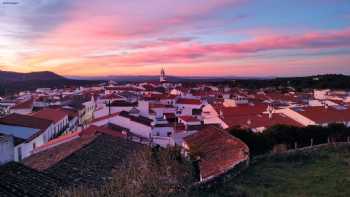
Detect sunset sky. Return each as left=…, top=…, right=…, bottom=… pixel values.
left=0, top=0, right=350, bottom=77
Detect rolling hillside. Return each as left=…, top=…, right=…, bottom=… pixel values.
left=0, top=71, right=100, bottom=96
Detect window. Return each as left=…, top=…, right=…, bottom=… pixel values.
left=33, top=143, right=36, bottom=149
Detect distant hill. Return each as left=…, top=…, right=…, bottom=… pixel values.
left=0, top=71, right=101, bottom=96
left=0, top=71, right=65, bottom=82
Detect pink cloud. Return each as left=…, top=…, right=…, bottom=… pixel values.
left=82, top=28, right=350, bottom=66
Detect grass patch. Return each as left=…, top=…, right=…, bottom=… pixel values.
left=191, top=145, right=350, bottom=197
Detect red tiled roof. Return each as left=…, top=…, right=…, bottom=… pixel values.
left=174, top=123, right=186, bottom=133
left=23, top=125, right=127, bottom=171
left=145, top=94, right=177, bottom=100
left=23, top=134, right=97, bottom=171
left=179, top=115, right=200, bottom=122
left=0, top=113, right=53, bottom=141
left=254, top=92, right=299, bottom=103
left=177, top=98, right=201, bottom=105
left=214, top=103, right=268, bottom=117
left=105, top=86, right=141, bottom=91
left=48, top=106, right=79, bottom=120
left=164, top=113, right=176, bottom=119
left=34, top=131, right=81, bottom=152
left=223, top=113, right=303, bottom=129
left=32, top=108, right=68, bottom=123
left=149, top=103, right=174, bottom=109
left=59, top=108, right=79, bottom=120
left=297, top=106, right=350, bottom=124
left=12, top=99, right=33, bottom=109
left=184, top=126, right=249, bottom=180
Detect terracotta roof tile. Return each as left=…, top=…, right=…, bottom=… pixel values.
left=0, top=114, right=52, bottom=142
left=296, top=106, right=350, bottom=124
left=32, top=108, right=68, bottom=123
left=223, top=113, right=303, bottom=129
left=0, top=162, right=63, bottom=197
left=23, top=124, right=127, bottom=172
left=12, top=99, right=33, bottom=109
left=184, top=126, right=249, bottom=180
left=177, top=98, right=202, bottom=105
left=179, top=115, right=200, bottom=122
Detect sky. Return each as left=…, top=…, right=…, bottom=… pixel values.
left=0, top=0, right=350, bottom=77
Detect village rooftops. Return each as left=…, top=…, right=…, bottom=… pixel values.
left=176, top=98, right=202, bottom=105
left=105, top=86, right=142, bottom=92
left=32, top=108, right=68, bottom=123
left=11, top=98, right=33, bottom=109
left=0, top=113, right=53, bottom=142
left=23, top=131, right=97, bottom=171
left=110, top=100, right=137, bottom=107
left=183, top=126, right=249, bottom=182
left=178, top=115, right=201, bottom=123
left=119, top=111, right=153, bottom=126
left=292, top=106, right=350, bottom=124
left=149, top=103, right=174, bottom=109
left=223, top=113, right=303, bottom=130
left=26, top=134, right=143, bottom=187
left=144, top=93, right=177, bottom=100
left=0, top=162, right=63, bottom=197
left=23, top=124, right=128, bottom=172
left=214, top=102, right=268, bottom=117
left=66, top=95, right=93, bottom=110
left=0, top=113, right=52, bottom=131
left=100, top=93, right=124, bottom=100
left=59, top=107, right=79, bottom=120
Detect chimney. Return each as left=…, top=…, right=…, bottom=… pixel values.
left=267, top=105, right=274, bottom=119
left=322, top=100, right=328, bottom=110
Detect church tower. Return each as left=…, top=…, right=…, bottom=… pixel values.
left=160, top=67, right=167, bottom=83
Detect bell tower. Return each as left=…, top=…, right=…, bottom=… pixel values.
left=160, top=67, right=166, bottom=83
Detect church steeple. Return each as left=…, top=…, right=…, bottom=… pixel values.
left=160, top=67, right=166, bottom=83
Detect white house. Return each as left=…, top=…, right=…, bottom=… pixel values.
left=110, top=111, right=153, bottom=139
left=32, top=108, right=69, bottom=139
left=178, top=116, right=202, bottom=131
left=0, top=113, right=54, bottom=161
left=97, top=94, right=126, bottom=108
left=67, top=95, right=96, bottom=126
left=314, top=89, right=330, bottom=100
left=176, top=98, right=203, bottom=116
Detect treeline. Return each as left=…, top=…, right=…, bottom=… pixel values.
left=229, top=123, right=350, bottom=156
left=210, top=74, right=350, bottom=90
